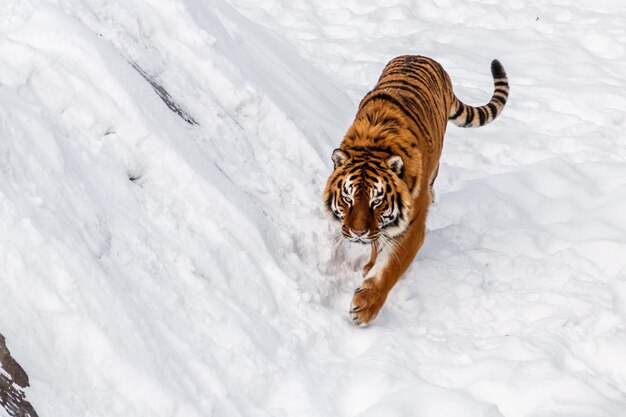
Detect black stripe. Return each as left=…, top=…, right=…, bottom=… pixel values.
left=404, top=60, right=438, bottom=81
left=363, top=164, right=379, bottom=174
left=492, top=95, right=507, bottom=105
left=413, top=58, right=448, bottom=87
left=465, top=106, right=474, bottom=126
left=449, top=103, right=464, bottom=120
left=495, top=89, right=509, bottom=97
left=368, top=159, right=384, bottom=169
left=394, top=92, right=437, bottom=137
left=398, top=65, right=436, bottom=85
left=379, top=70, right=428, bottom=87
left=487, top=102, right=498, bottom=119
left=477, top=107, right=486, bottom=125
left=384, top=57, right=448, bottom=94
left=359, top=93, right=423, bottom=137
left=377, top=79, right=427, bottom=96
left=395, top=64, right=439, bottom=91
left=375, top=84, right=426, bottom=103
left=362, top=172, right=378, bottom=182
left=378, top=116, right=400, bottom=126
left=347, top=145, right=392, bottom=155
left=407, top=126, right=422, bottom=143
left=397, top=144, right=412, bottom=159
left=494, top=81, right=508, bottom=87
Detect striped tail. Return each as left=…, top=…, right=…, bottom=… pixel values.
left=448, top=59, right=509, bottom=128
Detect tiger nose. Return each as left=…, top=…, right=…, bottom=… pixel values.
left=351, top=229, right=368, bottom=237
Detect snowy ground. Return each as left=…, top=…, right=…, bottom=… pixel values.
left=1, top=1, right=626, bottom=416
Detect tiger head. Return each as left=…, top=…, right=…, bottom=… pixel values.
left=323, top=148, right=413, bottom=243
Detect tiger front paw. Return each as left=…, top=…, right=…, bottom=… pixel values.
left=350, top=279, right=387, bottom=326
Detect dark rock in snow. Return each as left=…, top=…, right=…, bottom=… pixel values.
left=0, top=334, right=39, bottom=417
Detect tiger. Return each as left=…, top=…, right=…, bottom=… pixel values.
left=323, top=55, right=509, bottom=326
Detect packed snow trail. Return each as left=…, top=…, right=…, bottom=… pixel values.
left=1, top=1, right=626, bottom=417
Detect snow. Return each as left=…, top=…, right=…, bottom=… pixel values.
left=1, top=1, right=626, bottom=416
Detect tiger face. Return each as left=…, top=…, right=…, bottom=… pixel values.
left=323, top=148, right=413, bottom=243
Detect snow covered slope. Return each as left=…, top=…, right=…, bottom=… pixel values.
left=1, top=1, right=625, bottom=416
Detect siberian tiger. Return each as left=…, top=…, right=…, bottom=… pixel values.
left=323, top=55, right=509, bottom=326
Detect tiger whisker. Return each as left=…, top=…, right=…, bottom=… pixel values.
left=331, top=231, right=347, bottom=254
left=379, top=234, right=401, bottom=266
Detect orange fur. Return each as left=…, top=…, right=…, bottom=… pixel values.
left=323, top=55, right=509, bottom=325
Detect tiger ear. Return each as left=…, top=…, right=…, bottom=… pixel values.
left=332, top=149, right=348, bottom=169
left=386, top=155, right=404, bottom=176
